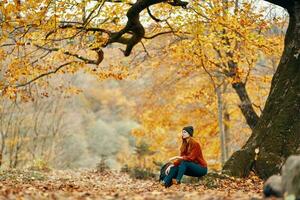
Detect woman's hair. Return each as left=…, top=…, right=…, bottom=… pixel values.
left=180, top=138, right=191, bottom=155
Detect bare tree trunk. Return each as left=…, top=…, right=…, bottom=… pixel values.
left=224, top=103, right=230, bottom=160
left=216, top=86, right=227, bottom=165
left=0, top=132, right=5, bottom=167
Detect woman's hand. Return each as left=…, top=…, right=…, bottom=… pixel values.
left=165, top=164, right=174, bottom=175
left=168, top=156, right=183, bottom=162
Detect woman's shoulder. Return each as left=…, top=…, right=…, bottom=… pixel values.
left=190, top=138, right=200, bottom=146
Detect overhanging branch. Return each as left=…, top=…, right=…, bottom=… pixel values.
left=262, top=0, right=293, bottom=10
left=35, top=44, right=103, bottom=65
left=16, top=62, right=78, bottom=88
left=105, top=0, right=188, bottom=56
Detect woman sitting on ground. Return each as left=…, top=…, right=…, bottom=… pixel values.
left=161, top=126, right=208, bottom=187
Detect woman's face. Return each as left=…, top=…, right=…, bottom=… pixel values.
left=182, top=130, right=190, bottom=139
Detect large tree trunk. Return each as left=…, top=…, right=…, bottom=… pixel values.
left=223, top=1, right=300, bottom=179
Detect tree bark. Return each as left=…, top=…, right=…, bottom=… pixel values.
left=223, top=0, right=300, bottom=179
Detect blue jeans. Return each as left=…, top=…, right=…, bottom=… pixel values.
left=163, top=161, right=207, bottom=187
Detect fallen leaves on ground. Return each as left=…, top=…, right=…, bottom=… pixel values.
left=0, top=169, right=266, bottom=200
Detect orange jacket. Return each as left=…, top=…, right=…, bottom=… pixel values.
left=173, top=138, right=207, bottom=168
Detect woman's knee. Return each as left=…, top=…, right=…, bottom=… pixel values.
left=178, top=160, right=188, bottom=168
left=180, top=160, right=189, bottom=165
left=199, top=167, right=208, bottom=176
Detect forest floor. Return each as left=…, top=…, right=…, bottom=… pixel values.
left=0, top=169, right=272, bottom=200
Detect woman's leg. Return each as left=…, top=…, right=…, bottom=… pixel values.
left=184, top=161, right=208, bottom=177
left=175, top=161, right=188, bottom=183
left=175, top=161, right=207, bottom=183
left=162, top=166, right=178, bottom=187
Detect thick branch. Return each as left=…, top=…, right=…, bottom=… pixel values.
left=106, top=0, right=188, bottom=56
left=262, top=0, right=293, bottom=10
left=147, top=7, right=166, bottom=22
left=232, top=82, right=260, bottom=130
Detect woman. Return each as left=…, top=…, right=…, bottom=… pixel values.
left=161, top=126, right=208, bottom=187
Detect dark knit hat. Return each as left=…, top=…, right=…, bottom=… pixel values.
left=183, top=126, right=194, bottom=137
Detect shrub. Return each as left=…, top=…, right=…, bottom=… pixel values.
left=95, top=157, right=110, bottom=173
left=121, top=165, right=156, bottom=180
left=28, top=159, right=51, bottom=172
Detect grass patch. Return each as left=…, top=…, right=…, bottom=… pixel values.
left=0, top=169, right=46, bottom=182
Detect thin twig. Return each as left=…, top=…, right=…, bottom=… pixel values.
left=16, top=62, right=78, bottom=88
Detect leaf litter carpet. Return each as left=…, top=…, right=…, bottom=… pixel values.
left=0, top=169, right=266, bottom=200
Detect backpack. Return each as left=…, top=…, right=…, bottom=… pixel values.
left=159, top=162, right=172, bottom=182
